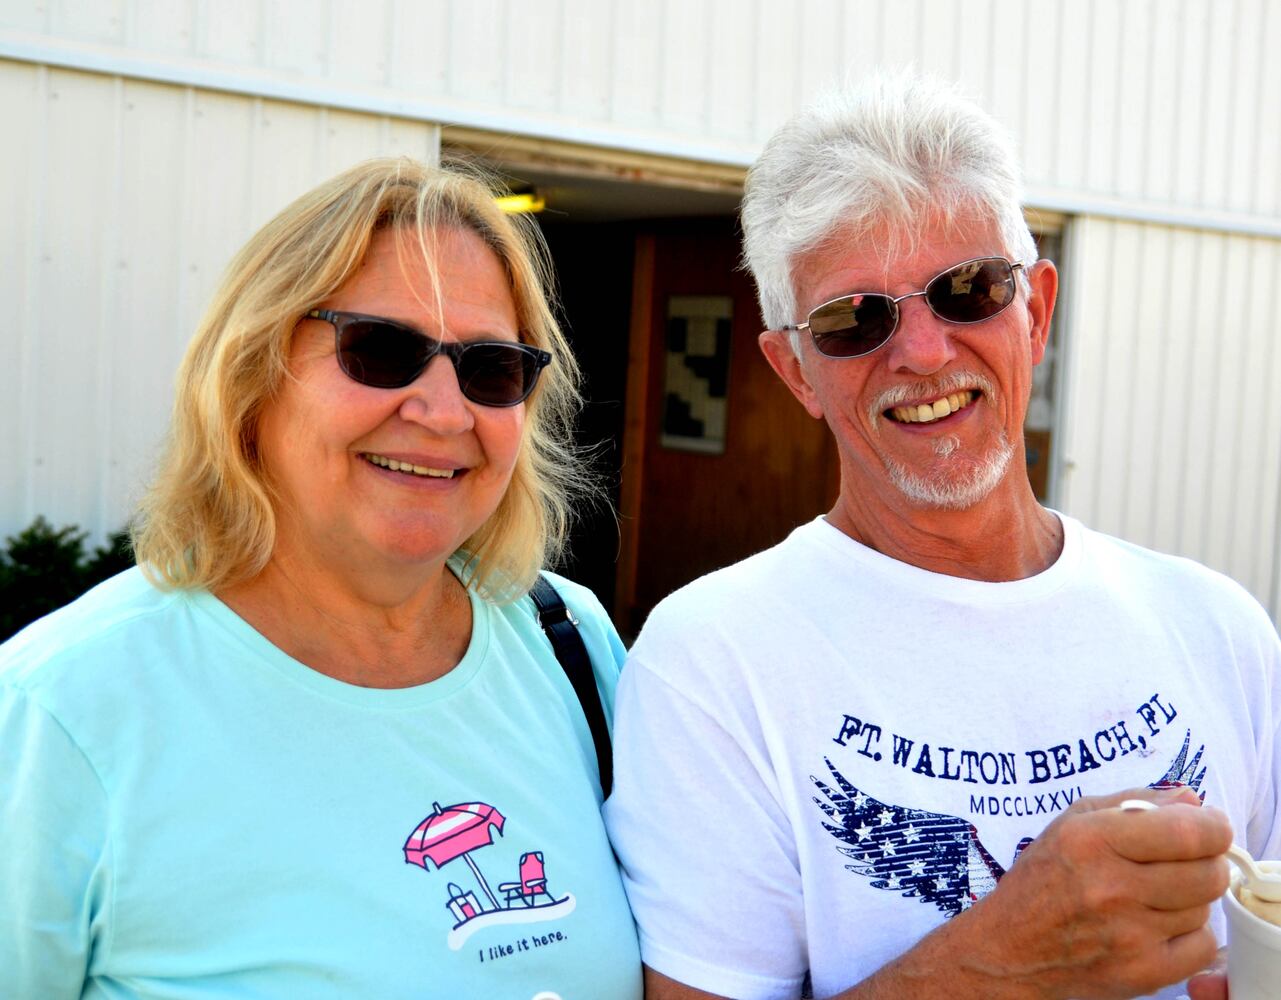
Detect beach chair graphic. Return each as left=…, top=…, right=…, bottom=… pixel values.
left=499, top=851, right=550, bottom=907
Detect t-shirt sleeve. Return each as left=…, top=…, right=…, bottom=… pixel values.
left=604, top=642, right=807, bottom=1000
left=0, top=684, right=110, bottom=998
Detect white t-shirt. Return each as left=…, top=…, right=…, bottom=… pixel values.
left=604, top=514, right=1281, bottom=1000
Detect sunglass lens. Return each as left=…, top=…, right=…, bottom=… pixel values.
left=809, top=294, right=897, bottom=358
left=926, top=259, right=1016, bottom=323
left=336, top=319, right=429, bottom=388
left=456, top=344, right=540, bottom=406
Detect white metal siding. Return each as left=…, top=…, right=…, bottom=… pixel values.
left=0, top=59, right=439, bottom=542
left=3, top=0, right=1281, bottom=620
left=1057, top=216, right=1281, bottom=618
left=2, top=0, right=1279, bottom=229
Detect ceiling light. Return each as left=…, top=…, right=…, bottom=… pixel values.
left=495, top=192, right=546, bottom=214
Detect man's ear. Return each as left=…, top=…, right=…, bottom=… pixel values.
left=1025, top=259, right=1058, bottom=366
left=759, top=330, right=825, bottom=420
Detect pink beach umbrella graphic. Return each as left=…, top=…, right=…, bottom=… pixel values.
left=404, top=801, right=506, bottom=911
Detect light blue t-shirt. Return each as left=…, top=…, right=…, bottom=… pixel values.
left=0, top=567, right=641, bottom=1000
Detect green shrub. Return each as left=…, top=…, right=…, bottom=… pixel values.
left=0, top=518, right=135, bottom=642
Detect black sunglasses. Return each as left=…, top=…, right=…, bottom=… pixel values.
left=306, top=310, right=552, bottom=407
left=783, top=257, right=1025, bottom=360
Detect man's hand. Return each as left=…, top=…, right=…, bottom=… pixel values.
left=1186, top=947, right=1228, bottom=1000
left=645, top=786, right=1233, bottom=1000
left=942, top=785, right=1233, bottom=999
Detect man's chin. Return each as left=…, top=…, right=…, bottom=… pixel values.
left=884, top=441, right=1015, bottom=510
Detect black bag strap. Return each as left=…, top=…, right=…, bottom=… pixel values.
left=529, top=573, right=613, bottom=799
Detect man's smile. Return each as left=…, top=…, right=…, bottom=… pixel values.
left=887, top=389, right=979, bottom=425
left=871, top=371, right=996, bottom=430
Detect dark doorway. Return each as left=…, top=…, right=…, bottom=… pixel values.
left=448, top=142, right=830, bottom=632
left=539, top=213, right=838, bottom=637
left=611, top=223, right=838, bottom=635
left=538, top=222, right=635, bottom=610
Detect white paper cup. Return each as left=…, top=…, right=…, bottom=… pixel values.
left=1224, top=861, right=1281, bottom=1000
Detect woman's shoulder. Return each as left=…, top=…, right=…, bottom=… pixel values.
left=485, top=571, right=616, bottom=645
left=0, top=567, right=186, bottom=693
left=533, top=571, right=613, bottom=625
left=486, top=571, right=626, bottom=681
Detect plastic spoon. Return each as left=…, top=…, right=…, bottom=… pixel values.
left=1119, top=798, right=1281, bottom=903
left=1224, top=845, right=1281, bottom=903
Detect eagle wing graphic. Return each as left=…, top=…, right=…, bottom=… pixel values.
left=811, top=756, right=1029, bottom=917
left=1148, top=729, right=1206, bottom=797
left=813, top=729, right=1207, bottom=918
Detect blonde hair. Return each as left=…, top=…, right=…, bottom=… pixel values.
left=133, top=158, right=584, bottom=601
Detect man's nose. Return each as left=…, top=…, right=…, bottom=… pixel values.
left=397, top=355, right=475, bottom=433
left=882, top=296, right=957, bottom=375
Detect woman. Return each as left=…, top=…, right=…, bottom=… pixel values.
left=0, top=159, right=642, bottom=998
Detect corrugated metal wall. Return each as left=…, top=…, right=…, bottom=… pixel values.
left=2, top=0, right=1281, bottom=617
left=1058, top=218, right=1281, bottom=613
left=0, top=58, right=440, bottom=544
left=4, top=0, right=1278, bottom=221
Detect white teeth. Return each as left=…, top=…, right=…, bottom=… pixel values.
left=891, top=390, right=976, bottom=425
left=364, top=453, right=455, bottom=478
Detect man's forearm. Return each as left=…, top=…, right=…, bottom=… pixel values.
left=832, top=898, right=1047, bottom=1000
left=643, top=901, right=1041, bottom=1000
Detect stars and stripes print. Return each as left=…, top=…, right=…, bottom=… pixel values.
left=811, top=729, right=1206, bottom=918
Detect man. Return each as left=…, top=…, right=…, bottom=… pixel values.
left=603, top=74, right=1280, bottom=1000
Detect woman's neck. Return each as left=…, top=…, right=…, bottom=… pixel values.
left=217, top=555, right=474, bottom=688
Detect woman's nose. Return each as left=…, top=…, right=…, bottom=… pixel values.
left=397, top=355, right=475, bottom=433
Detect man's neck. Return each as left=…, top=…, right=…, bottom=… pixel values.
left=826, top=481, right=1064, bottom=583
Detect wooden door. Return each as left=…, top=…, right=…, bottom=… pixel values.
left=615, top=227, right=838, bottom=635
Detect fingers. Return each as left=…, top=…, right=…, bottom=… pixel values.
left=1147, top=901, right=1215, bottom=942
left=1103, top=803, right=1234, bottom=864
left=1112, top=925, right=1221, bottom=998
left=1186, top=973, right=1228, bottom=1000
left=1185, top=946, right=1229, bottom=1000
left=1075, top=784, right=1206, bottom=814
left=976, top=792, right=1231, bottom=999
left=1129, top=856, right=1231, bottom=911
left=1160, top=929, right=1224, bottom=995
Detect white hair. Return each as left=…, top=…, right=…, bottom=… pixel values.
left=741, top=71, right=1038, bottom=337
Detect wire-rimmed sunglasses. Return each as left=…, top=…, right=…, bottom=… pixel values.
left=306, top=309, right=552, bottom=407
left=783, top=256, right=1026, bottom=360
